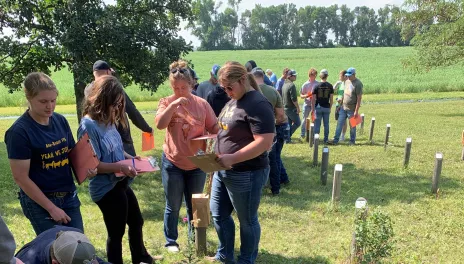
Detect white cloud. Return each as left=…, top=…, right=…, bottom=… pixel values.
left=180, top=0, right=405, bottom=47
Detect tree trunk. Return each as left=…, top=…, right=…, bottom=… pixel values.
left=73, top=70, right=86, bottom=123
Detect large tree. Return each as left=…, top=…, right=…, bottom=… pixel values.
left=0, top=0, right=193, bottom=119
left=401, top=0, right=463, bottom=70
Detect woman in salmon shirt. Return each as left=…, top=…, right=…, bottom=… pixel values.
left=155, top=60, right=219, bottom=253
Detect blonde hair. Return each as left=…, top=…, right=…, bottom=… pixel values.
left=82, top=75, right=127, bottom=128
left=308, top=68, right=317, bottom=78
left=169, top=60, right=192, bottom=85
left=23, top=72, right=59, bottom=100
left=218, top=61, right=260, bottom=92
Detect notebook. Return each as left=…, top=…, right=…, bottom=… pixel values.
left=187, top=153, right=227, bottom=173
left=115, top=156, right=160, bottom=177
left=69, top=133, right=100, bottom=185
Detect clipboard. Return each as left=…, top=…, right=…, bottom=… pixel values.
left=69, top=133, right=100, bottom=185
left=142, top=132, right=155, bottom=151
left=191, top=134, right=217, bottom=141
left=187, top=153, right=227, bottom=173
left=115, top=156, right=160, bottom=177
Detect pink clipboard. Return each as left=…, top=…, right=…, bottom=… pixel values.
left=115, top=157, right=160, bottom=177
left=191, top=134, right=217, bottom=141
left=69, top=133, right=100, bottom=185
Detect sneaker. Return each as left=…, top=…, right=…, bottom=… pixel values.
left=205, top=256, right=219, bottom=262
left=166, top=245, right=179, bottom=253
left=281, top=180, right=290, bottom=185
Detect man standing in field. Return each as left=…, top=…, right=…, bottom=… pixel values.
left=245, top=60, right=274, bottom=86
left=196, top=64, right=220, bottom=99
left=252, top=68, right=290, bottom=195
left=299, top=68, right=318, bottom=140
left=330, top=67, right=363, bottom=145
left=266, top=69, right=277, bottom=86
left=282, top=69, right=301, bottom=143
left=84, top=60, right=153, bottom=156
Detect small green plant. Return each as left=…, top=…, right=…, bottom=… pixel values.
left=181, top=228, right=199, bottom=264
left=352, top=208, right=395, bottom=264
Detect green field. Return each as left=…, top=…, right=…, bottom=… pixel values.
left=1, top=47, right=463, bottom=108
left=1, top=99, right=464, bottom=263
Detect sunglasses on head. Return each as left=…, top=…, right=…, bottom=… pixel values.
left=170, top=68, right=188, bottom=74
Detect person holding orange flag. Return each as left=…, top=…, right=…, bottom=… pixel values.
left=300, top=68, right=318, bottom=140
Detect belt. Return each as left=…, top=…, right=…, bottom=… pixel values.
left=45, top=192, right=69, bottom=198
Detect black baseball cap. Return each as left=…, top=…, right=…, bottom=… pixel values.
left=93, top=60, right=114, bottom=72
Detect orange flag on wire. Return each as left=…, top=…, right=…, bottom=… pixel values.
left=142, top=132, right=155, bottom=151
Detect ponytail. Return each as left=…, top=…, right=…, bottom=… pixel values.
left=247, top=73, right=261, bottom=93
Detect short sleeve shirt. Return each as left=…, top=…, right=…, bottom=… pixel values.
left=216, top=91, right=275, bottom=171
left=259, top=84, right=282, bottom=109
left=282, top=80, right=298, bottom=110
left=300, top=80, right=319, bottom=105
left=157, top=95, right=217, bottom=170
left=312, top=81, right=334, bottom=108
left=77, top=117, right=126, bottom=202
left=196, top=81, right=218, bottom=100
left=5, top=112, right=76, bottom=193
left=343, top=78, right=363, bottom=111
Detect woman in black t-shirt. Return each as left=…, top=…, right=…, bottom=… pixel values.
left=207, top=62, right=275, bottom=264
left=5, top=72, right=96, bottom=235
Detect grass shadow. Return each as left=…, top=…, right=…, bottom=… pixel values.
left=257, top=249, right=331, bottom=264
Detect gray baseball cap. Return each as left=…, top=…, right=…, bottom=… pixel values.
left=52, top=231, right=96, bottom=264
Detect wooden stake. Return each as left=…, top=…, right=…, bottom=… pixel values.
left=369, top=117, right=376, bottom=144
left=360, top=113, right=365, bottom=134
left=195, top=227, right=207, bottom=256
left=384, top=124, right=391, bottom=150
left=432, top=153, right=443, bottom=194
left=309, top=123, right=315, bottom=148
left=305, top=118, right=310, bottom=143
left=404, top=137, right=412, bottom=168
left=313, top=134, right=320, bottom=166
left=461, top=130, right=464, bottom=161
left=332, top=164, right=343, bottom=202
left=321, top=147, right=329, bottom=185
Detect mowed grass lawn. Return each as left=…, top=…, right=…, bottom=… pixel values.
left=0, top=46, right=464, bottom=107
left=0, top=98, right=463, bottom=263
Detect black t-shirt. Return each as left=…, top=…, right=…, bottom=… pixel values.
left=312, top=81, right=334, bottom=108
left=206, top=86, right=231, bottom=117
left=5, top=111, right=76, bottom=193
left=216, top=90, right=275, bottom=171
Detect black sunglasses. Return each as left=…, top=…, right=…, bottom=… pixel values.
left=170, top=68, right=188, bottom=74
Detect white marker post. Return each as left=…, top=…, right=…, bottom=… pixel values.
left=360, top=113, right=365, bottom=134
left=384, top=124, right=391, bottom=150
left=313, top=134, right=320, bottom=166
left=369, top=117, right=376, bottom=144
left=432, top=153, right=443, bottom=194
left=321, top=147, right=329, bottom=185
left=332, top=164, right=343, bottom=203
left=309, top=123, right=315, bottom=148
left=404, top=137, right=412, bottom=168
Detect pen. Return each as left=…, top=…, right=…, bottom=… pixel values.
left=132, top=158, right=136, bottom=170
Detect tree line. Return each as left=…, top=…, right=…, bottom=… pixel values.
left=188, top=1, right=412, bottom=50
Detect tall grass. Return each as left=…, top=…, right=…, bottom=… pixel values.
left=0, top=47, right=463, bottom=107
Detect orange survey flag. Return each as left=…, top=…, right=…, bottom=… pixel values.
left=142, top=132, right=155, bottom=151
left=349, top=115, right=362, bottom=128
left=311, top=111, right=316, bottom=122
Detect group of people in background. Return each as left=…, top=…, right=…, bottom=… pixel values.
left=1, top=58, right=363, bottom=264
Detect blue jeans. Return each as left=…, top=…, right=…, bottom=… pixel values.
left=334, top=108, right=356, bottom=144
left=161, top=153, right=206, bottom=247
left=314, top=107, right=331, bottom=142
left=19, top=190, right=83, bottom=235
left=300, top=104, right=311, bottom=137
left=210, top=167, right=269, bottom=264
left=269, top=124, right=289, bottom=193
left=285, top=108, right=301, bottom=140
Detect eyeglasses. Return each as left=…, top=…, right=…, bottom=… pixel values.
left=170, top=68, right=188, bottom=74
left=221, top=86, right=233, bottom=92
